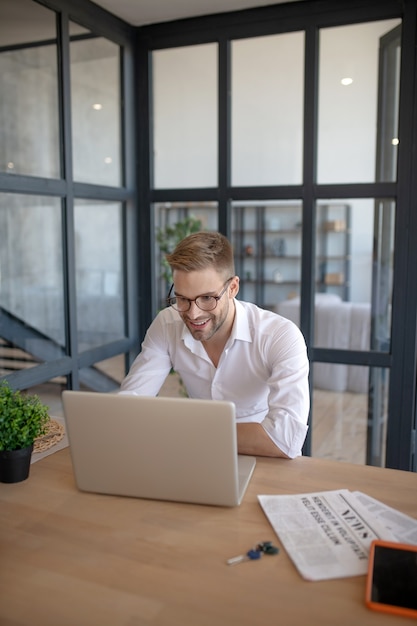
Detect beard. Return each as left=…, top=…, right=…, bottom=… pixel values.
left=181, top=305, right=228, bottom=343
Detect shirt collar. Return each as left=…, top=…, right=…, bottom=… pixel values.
left=230, top=299, right=252, bottom=343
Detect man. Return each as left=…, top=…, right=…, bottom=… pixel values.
left=120, top=231, right=309, bottom=458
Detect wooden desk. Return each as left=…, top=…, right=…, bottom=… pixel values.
left=1, top=448, right=416, bottom=626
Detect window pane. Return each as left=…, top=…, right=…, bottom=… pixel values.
left=79, top=354, right=125, bottom=392
left=74, top=200, right=125, bottom=350
left=87, top=355, right=125, bottom=386
left=316, top=202, right=351, bottom=303
left=312, top=385, right=368, bottom=464
left=154, top=202, right=218, bottom=313
left=231, top=32, right=304, bottom=186
left=152, top=44, right=218, bottom=189
left=70, top=28, right=122, bottom=186
left=0, top=194, right=65, bottom=358
left=317, top=19, right=401, bottom=184
left=313, top=199, right=394, bottom=354
left=0, top=0, right=60, bottom=178
left=312, top=367, right=389, bottom=467
left=29, top=379, right=67, bottom=419
left=233, top=201, right=302, bottom=310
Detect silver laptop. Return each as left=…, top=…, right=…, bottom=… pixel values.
left=62, top=390, right=256, bottom=507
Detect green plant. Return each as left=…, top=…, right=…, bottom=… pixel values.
left=0, top=381, right=49, bottom=451
left=156, top=215, right=203, bottom=285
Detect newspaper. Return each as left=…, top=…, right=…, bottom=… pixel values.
left=258, top=489, right=397, bottom=581
left=353, top=491, right=417, bottom=544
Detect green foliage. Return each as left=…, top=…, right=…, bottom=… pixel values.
left=156, top=215, right=202, bottom=285
left=0, top=381, right=49, bottom=451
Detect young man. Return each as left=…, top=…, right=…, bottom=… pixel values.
left=120, top=231, right=310, bottom=458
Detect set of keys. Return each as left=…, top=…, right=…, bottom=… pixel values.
left=226, top=541, right=280, bottom=566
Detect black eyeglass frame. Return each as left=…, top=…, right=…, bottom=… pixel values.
left=166, top=277, right=234, bottom=312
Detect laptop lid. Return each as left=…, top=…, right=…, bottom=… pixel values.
left=62, top=391, right=256, bottom=507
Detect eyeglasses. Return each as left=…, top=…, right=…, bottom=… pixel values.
left=166, top=277, right=234, bottom=312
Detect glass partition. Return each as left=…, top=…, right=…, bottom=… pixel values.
left=314, top=198, right=394, bottom=353
left=317, top=19, right=401, bottom=184
left=0, top=2, right=135, bottom=400
left=29, top=378, right=68, bottom=419
left=231, top=31, right=304, bottom=186
left=88, top=354, right=125, bottom=386
left=70, top=25, right=122, bottom=186
left=152, top=44, right=218, bottom=189
left=232, top=201, right=303, bottom=311
left=79, top=354, right=125, bottom=392
left=312, top=367, right=389, bottom=466
left=0, top=193, right=65, bottom=353
left=0, top=0, right=60, bottom=178
left=74, top=200, right=125, bottom=350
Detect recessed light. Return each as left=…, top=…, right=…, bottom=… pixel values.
left=104, top=157, right=112, bottom=164
left=92, top=103, right=102, bottom=110
left=392, top=138, right=399, bottom=146
left=341, top=77, right=353, bottom=86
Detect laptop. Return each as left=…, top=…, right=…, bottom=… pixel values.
left=62, top=390, right=256, bottom=507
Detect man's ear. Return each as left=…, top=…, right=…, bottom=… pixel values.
left=230, top=276, right=240, bottom=298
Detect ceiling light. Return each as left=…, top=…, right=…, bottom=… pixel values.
left=341, top=77, right=353, bottom=86
left=92, top=103, right=102, bottom=110
left=392, top=138, right=399, bottom=146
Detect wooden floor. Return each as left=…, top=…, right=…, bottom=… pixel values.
left=312, top=389, right=368, bottom=465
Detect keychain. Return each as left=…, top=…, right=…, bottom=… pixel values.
left=227, top=541, right=279, bottom=566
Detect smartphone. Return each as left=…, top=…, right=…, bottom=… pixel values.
left=366, top=539, right=417, bottom=619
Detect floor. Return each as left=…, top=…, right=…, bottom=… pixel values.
left=312, top=388, right=368, bottom=464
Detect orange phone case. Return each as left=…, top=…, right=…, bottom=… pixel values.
left=366, top=539, right=417, bottom=619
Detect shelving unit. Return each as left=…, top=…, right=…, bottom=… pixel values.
left=232, top=202, right=351, bottom=310
left=316, top=203, right=351, bottom=300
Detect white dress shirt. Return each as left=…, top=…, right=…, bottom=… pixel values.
left=120, top=299, right=310, bottom=458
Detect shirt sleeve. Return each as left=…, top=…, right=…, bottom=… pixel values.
left=119, top=311, right=173, bottom=395
left=260, top=320, right=310, bottom=458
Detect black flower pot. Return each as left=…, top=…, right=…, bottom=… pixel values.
left=0, top=444, right=34, bottom=483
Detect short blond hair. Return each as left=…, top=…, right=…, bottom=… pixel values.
left=166, top=231, right=235, bottom=277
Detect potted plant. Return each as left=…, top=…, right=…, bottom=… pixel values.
left=0, top=380, right=49, bottom=483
